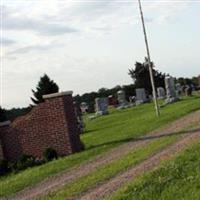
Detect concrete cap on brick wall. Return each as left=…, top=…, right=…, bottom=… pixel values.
left=43, top=91, right=73, bottom=100
left=0, top=121, right=11, bottom=127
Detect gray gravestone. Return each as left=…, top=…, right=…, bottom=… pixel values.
left=117, top=90, right=130, bottom=109
left=165, top=76, right=179, bottom=103
left=198, top=75, right=200, bottom=86
left=117, top=90, right=127, bottom=105
left=136, top=88, right=147, bottom=105
left=185, top=85, right=192, bottom=96
left=80, top=102, right=88, bottom=113
left=175, top=83, right=182, bottom=96
left=95, top=97, right=109, bottom=115
left=157, top=87, right=165, bottom=99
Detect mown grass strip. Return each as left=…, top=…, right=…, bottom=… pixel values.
left=107, top=140, right=200, bottom=200
left=39, top=135, right=178, bottom=200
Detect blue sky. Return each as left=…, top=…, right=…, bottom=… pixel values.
left=1, top=0, right=200, bottom=108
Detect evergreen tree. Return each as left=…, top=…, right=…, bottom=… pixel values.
left=31, top=74, right=59, bottom=104
left=0, top=107, right=7, bottom=122
left=128, top=59, right=165, bottom=95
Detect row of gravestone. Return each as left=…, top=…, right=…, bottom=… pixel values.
left=94, top=88, right=149, bottom=116
left=83, top=76, right=194, bottom=117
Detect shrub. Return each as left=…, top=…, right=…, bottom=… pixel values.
left=14, top=154, right=36, bottom=171
left=0, top=159, right=9, bottom=175
left=43, top=148, right=58, bottom=162
left=80, top=140, right=85, bottom=151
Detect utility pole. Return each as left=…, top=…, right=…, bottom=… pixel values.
left=138, top=0, right=160, bottom=117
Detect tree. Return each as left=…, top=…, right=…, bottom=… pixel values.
left=176, top=77, right=198, bottom=86
left=128, top=61, right=151, bottom=94
left=0, top=107, right=7, bottom=122
left=73, top=85, right=123, bottom=113
left=128, top=59, right=165, bottom=95
left=31, top=74, right=59, bottom=104
left=6, top=107, right=31, bottom=121
left=191, top=77, right=198, bottom=86
left=122, top=84, right=136, bottom=100
left=176, top=77, right=185, bottom=86
left=98, top=88, right=109, bottom=97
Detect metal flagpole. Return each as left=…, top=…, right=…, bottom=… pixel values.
left=138, top=0, right=160, bottom=117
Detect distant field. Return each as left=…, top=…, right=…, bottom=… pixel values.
left=1, top=94, right=200, bottom=198
left=107, top=140, right=200, bottom=200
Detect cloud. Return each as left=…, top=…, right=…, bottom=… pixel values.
left=4, top=17, right=78, bottom=36
left=1, top=38, right=16, bottom=45
left=144, top=0, right=192, bottom=24
left=2, top=1, right=137, bottom=38
left=8, top=42, right=62, bottom=55
left=2, top=0, right=192, bottom=57
left=2, top=0, right=190, bottom=40
left=2, top=5, right=79, bottom=36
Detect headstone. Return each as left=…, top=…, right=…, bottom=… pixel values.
left=108, top=95, right=117, bottom=106
left=157, top=87, right=165, bottom=99
left=117, top=90, right=128, bottom=109
left=175, top=83, right=182, bottom=96
left=129, top=96, right=136, bottom=103
left=74, top=102, right=85, bottom=134
left=95, top=97, right=109, bottom=115
left=191, top=84, right=195, bottom=91
left=198, top=75, right=200, bottom=86
left=80, top=102, right=88, bottom=113
left=165, top=76, right=179, bottom=103
left=148, top=95, right=153, bottom=101
left=136, top=88, right=147, bottom=105
left=181, top=85, right=186, bottom=94
left=185, top=85, right=192, bottom=96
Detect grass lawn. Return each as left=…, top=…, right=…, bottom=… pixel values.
left=107, top=140, right=200, bottom=200
left=0, top=94, right=200, bottom=198
left=82, top=95, right=200, bottom=149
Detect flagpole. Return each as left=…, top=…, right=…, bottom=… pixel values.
left=138, top=0, right=160, bottom=117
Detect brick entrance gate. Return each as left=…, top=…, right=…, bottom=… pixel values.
left=0, top=91, right=83, bottom=162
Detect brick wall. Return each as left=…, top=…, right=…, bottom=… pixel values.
left=0, top=91, right=83, bottom=162
left=0, top=121, right=22, bottom=162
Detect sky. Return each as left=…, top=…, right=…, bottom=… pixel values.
left=1, top=0, right=200, bottom=108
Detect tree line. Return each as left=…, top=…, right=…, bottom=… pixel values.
left=1, top=59, right=199, bottom=120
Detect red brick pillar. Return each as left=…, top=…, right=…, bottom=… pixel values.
left=42, top=91, right=84, bottom=155
left=0, top=121, right=22, bottom=162
left=14, top=91, right=83, bottom=159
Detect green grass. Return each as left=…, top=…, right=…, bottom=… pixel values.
left=39, top=135, right=178, bottom=200
left=107, top=140, right=200, bottom=200
left=82, top=95, right=200, bottom=149
left=0, top=95, right=200, bottom=197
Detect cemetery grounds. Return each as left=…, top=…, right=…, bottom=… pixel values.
left=0, top=94, right=200, bottom=200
